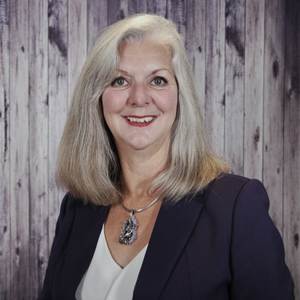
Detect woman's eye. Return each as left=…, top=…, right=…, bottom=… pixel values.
left=112, top=77, right=127, bottom=86
left=152, top=77, right=167, bottom=86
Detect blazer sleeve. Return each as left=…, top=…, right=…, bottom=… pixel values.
left=38, top=193, right=76, bottom=300
left=230, top=179, right=295, bottom=299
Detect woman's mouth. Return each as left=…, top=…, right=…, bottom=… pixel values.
left=124, top=116, right=156, bottom=127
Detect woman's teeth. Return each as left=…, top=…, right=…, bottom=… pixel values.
left=126, top=117, right=154, bottom=123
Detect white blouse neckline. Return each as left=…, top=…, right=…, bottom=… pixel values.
left=75, top=225, right=148, bottom=300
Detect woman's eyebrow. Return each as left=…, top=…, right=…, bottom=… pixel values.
left=115, top=67, right=174, bottom=76
left=115, top=68, right=129, bottom=75
left=150, top=68, right=173, bottom=75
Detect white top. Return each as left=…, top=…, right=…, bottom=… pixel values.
left=75, top=226, right=147, bottom=300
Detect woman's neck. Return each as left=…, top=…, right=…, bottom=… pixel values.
left=117, top=145, right=169, bottom=206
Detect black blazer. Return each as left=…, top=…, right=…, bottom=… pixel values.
left=38, top=174, right=294, bottom=300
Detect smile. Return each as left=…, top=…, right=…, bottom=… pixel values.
left=124, top=116, right=156, bottom=127
left=126, top=116, right=154, bottom=123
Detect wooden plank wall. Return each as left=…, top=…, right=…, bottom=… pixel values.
left=0, top=0, right=299, bottom=298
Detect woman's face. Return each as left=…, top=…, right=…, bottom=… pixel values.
left=102, top=40, right=178, bottom=154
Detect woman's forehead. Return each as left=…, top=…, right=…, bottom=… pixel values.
left=116, top=41, right=174, bottom=76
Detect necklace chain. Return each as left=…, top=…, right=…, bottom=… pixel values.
left=120, top=196, right=160, bottom=214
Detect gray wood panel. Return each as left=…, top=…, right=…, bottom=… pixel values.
left=147, top=0, right=167, bottom=16
left=9, top=0, right=30, bottom=299
left=68, top=0, right=87, bottom=107
left=87, top=0, right=108, bottom=52
left=28, top=0, right=49, bottom=297
left=186, top=0, right=205, bottom=110
left=284, top=0, right=300, bottom=298
left=0, top=0, right=299, bottom=298
left=48, top=0, right=69, bottom=254
left=244, top=0, right=265, bottom=180
left=205, top=0, right=226, bottom=155
left=224, top=0, right=245, bottom=175
left=0, top=0, right=10, bottom=298
left=263, top=0, right=285, bottom=234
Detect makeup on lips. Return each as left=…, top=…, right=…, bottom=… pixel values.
left=124, top=115, right=157, bottom=127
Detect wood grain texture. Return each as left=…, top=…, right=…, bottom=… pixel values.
left=168, top=0, right=187, bottom=40
left=263, top=0, right=285, bottom=234
left=284, top=0, right=300, bottom=297
left=186, top=0, right=206, bottom=110
left=28, top=0, right=49, bottom=297
left=128, top=0, right=148, bottom=14
left=205, top=0, right=226, bottom=155
left=108, top=0, right=127, bottom=24
left=147, top=0, right=167, bottom=16
left=68, top=0, right=87, bottom=105
left=244, top=0, right=265, bottom=180
left=48, top=0, right=69, bottom=252
left=0, top=0, right=10, bottom=298
left=224, top=0, right=245, bottom=175
left=87, top=0, right=108, bottom=52
left=9, top=0, right=30, bottom=299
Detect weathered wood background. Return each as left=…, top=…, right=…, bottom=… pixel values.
left=0, top=0, right=299, bottom=299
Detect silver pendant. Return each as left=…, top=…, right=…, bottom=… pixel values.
left=119, top=211, right=138, bottom=245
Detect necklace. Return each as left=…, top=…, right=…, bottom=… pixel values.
left=119, top=196, right=160, bottom=245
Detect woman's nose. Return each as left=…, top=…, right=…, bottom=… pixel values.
left=128, top=83, right=151, bottom=106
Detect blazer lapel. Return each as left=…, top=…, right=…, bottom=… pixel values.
left=60, top=202, right=109, bottom=298
left=133, top=193, right=205, bottom=300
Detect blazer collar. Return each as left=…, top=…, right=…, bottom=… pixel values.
left=133, top=192, right=205, bottom=300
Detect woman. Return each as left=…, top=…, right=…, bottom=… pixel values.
left=38, top=14, right=294, bottom=300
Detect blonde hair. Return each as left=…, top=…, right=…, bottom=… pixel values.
left=57, top=14, right=229, bottom=205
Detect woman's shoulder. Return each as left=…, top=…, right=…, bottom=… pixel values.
left=57, top=192, right=107, bottom=222
left=199, top=173, right=269, bottom=212
left=57, top=193, right=82, bottom=221
left=48, top=193, right=108, bottom=264
left=206, top=173, right=266, bottom=195
left=210, top=173, right=251, bottom=188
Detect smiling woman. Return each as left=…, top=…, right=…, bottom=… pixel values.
left=55, top=14, right=227, bottom=207
left=38, top=14, right=295, bottom=300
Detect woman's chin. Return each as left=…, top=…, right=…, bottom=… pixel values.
left=127, top=141, right=153, bottom=151
left=119, top=135, right=154, bottom=151
left=115, top=133, right=170, bottom=153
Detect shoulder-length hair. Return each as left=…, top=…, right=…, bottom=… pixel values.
left=56, top=14, right=229, bottom=205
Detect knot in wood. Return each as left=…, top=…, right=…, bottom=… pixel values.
left=273, top=60, right=279, bottom=78
left=294, top=233, right=299, bottom=247
left=254, top=127, right=260, bottom=143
